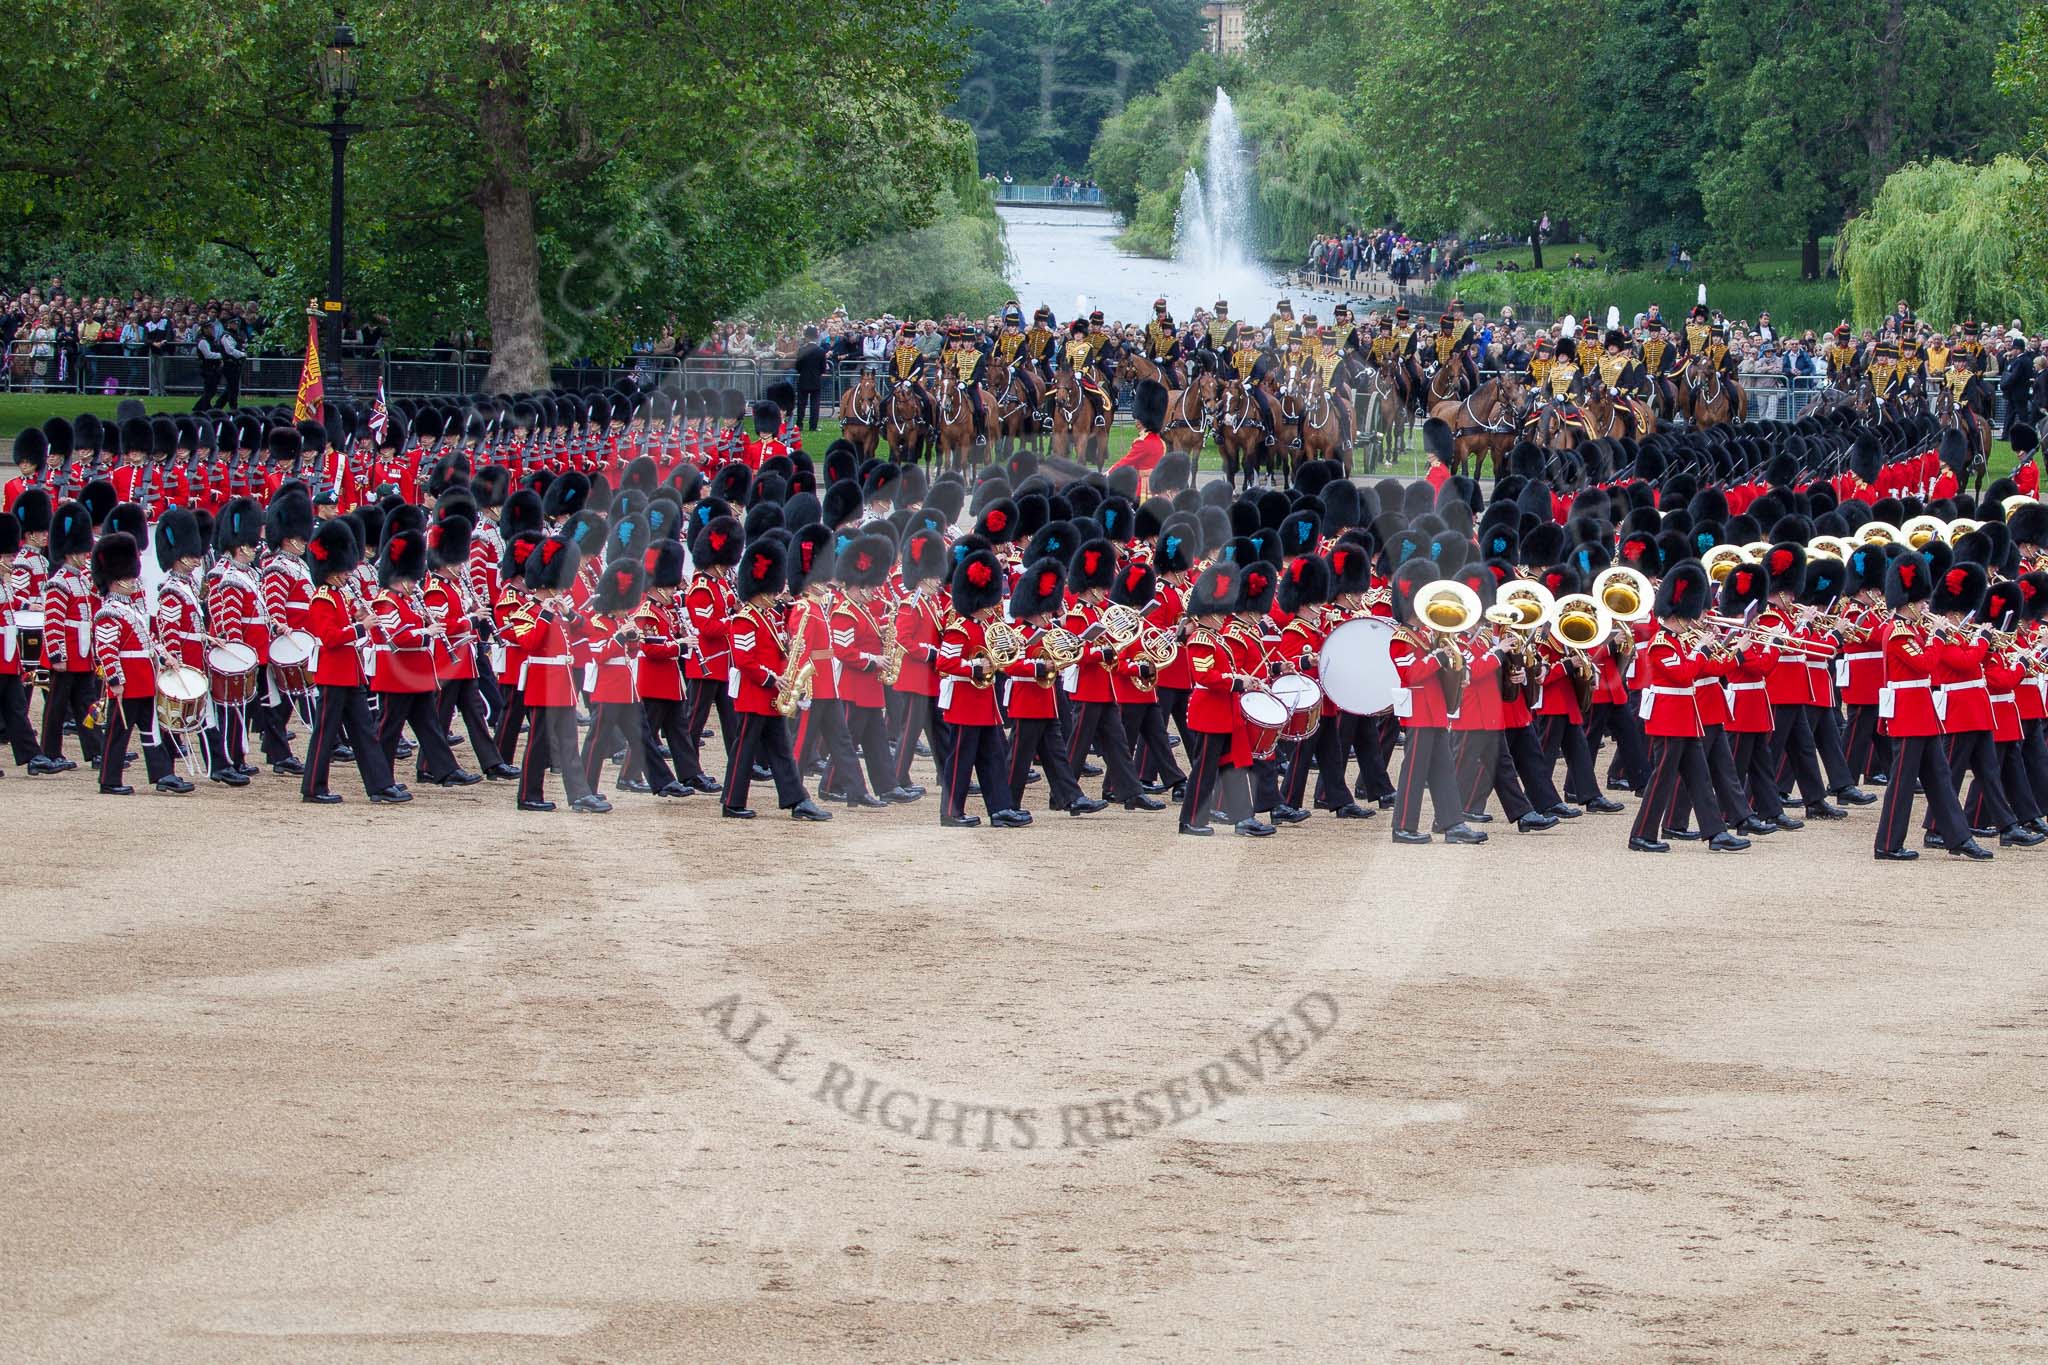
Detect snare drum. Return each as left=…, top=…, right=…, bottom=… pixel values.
left=207, top=641, right=259, bottom=706
left=269, top=630, right=316, bottom=695
left=13, top=608, right=46, bottom=685
left=1238, top=689, right=1290, bottom=760
left=1270, top=673, right=1324, bottom=743
left=155, top=665, right=212, bottom=734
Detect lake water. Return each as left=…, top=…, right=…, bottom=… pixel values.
left=998, top=206, right=1363, bottom=326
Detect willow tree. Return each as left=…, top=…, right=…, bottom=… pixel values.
left=1838, top=157, right=2048, bottom=329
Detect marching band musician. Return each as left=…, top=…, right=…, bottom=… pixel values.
left=830, top=532, right=919, bottom=806
left=1386, top=558, right=1484, bottom=845
left=90, top=531, right=185, bottom=795
left=206, top=498, right=271, bottom=778
left=1711, top=562, right=1798, bottom=833
left=684, top=514, right=744, bottom=784
left=1062, top=540, right=1163, bottom=812
left=719, top=536, right=830, bottom=822
left=887, top=527, right=950, bottom=796
left=506, top=536, right=608, bottom=815
left=1838, top=544, right=1894, bottom=788
left=296, top=518, right=406, bottom=806
left=0, top=512, right=47, bottom=773
left=1273, top=554, right=1339, bottom=821
left=1003, top=556, right=1104, bottom=818
left=424, top=515, right=517, bottom=782
left=40, top=500, right=102, bottom=772
left=1922, top=561, right=2038, bottom=849
left=1175, top=560, right=1242, bottom=836
left=1449, top=565, right=1557, bottom=834
left=152, top=508, right=240, bottom=786
left=786, top=526, right=868, bottom=804
left=1971, top=578, right=2041, bottom=834
left=627, top=538, right=704, bottom=799
left=575, top=556, right=648, bottom=797
left=1872, top=554, right=1987, bottom=859
left=1626, top=561, right=1749, bottom=853
left=259, top=493, right=318, bottom=772
left=1225, top=560, right=1282, bottom=837
left=1108, top=556, right=1185, bottom=802
left=935, top=547, right=1029, bottom=828
left=491, top=529, right=545, bottom=771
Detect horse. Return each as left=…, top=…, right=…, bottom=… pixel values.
left=990, top=361, right=1044, bottom=462
left=1681, top=353, right=1747, bottom=429
left=1117, top=349, right=1217, bottom=460
left=1426, top=373, right=1526, bottom=481
left=1932, top=378, right=1991, bottom=493
left=932, top=367, right=985, bottom=471
left=1049, top=366, right=1111, bottom=467
left=1293, top=364, right=1353, bottom=476
left=1579, top=385, right=1655, bottom=442
left=1215, top=377, right=1278, bottom=492
left=837, top=370, right=883, bottom=461
left=882, top=378, right=929, bottom=468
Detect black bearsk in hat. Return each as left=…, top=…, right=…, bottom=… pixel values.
left=377, top=528, right=430, bottom=588
left=1717, top=561, right=1770, bottom=617
left=1654, top=559, right=1711, bottom=620
left=1389, top=557, right=1436, bottom=623
left=152, top=507, right=204, bottom=571
left=1132, top=379, right=1169, bottom=435
left=1236, top=559, right=1278, bottom=615
left=645, top=538, right=686, bottom=590
left=901, top=527, right=947, bottom=586
left=524, top=534, right=582, bottom=592
left=1884, top=552, right=1932, bottom=607
left=429, top=515, right=474, bottom=571
left=1931, top=560, right=1987, bottom=616
left=1109, top=557, right=1157, bottom=608
left=690, top=514, right=744, bottom=569
left=1070, top=538, right=1117, bottom=594
left=91, top=531, right=142, bottom=593
left=306, top=519, right=361, bottom=587
left=836, top=533, right=895, bottom=588
left=1327, top=541, right=1371, bottom=597
left=950, top=549, right=1005, bottom=616
left=1010, top=558, right=1067, bottom=618
left=786, top=524, right=834, bottom=594
left=1186, top=560, right=1241, bottom=616
left=1278, top=554, right=1332, bottom=613
left=1761, top=541, right=1806, bottom=591
left=738, top=537, right=786, bottom=601
left=592, top=560, right=647, bottom=615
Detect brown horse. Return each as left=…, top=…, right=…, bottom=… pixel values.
left=1932, top=379, right=1991, bottom=490
left=1293, top=365, right=1352, bottom=475
left=989, top=360, right=1044, bottom=461
left=1579, top=387, right=1656, bottom=441
left=933, top=367, right=986, bottom=471
left=1049, top=367, right=1111, bottom=467
left=1216, top=377, right=1277, bottom=491
left=837, top=370, right=882, bottom=461
left=882, top=379, right=929, bottom=467
left=1427, top=374, right=1526, bottom=480
left=1117, top=350, right=1217, bottom=458
left=1680, top=353, right=1747, bottom=429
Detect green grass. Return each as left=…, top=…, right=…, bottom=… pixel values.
left=0, top=391, right=193, bottom=437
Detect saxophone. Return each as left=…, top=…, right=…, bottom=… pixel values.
left=879, top=608, right=906, bottom=687
left=774, top=601, right=816, bottom=718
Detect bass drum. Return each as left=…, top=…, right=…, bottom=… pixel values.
left=1317, top=616, right=1402, bottom=715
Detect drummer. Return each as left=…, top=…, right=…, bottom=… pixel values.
left=0, top=511, right=51, bottom=774
left=208, top=497, right=280, bottom=779
left=153, top=508, right=244, bottom=785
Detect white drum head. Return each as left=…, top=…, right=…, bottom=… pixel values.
left=1319, top=617, right=1402, bottom=715
left=1240, top=692, right=1288, bottom=726
left=209, top=642, right=258, bottom=674
left=161, top=666, right=209, bottom=701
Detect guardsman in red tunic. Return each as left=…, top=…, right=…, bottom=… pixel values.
left=1448, top=566, right=1555, bottom=833
left=1140, top=516, right=1199, bottom=790
left=506, top=535, right=609, bottom=814
left=1872, top=554, right=1985, bottom=859
left=1753, top=543, right=1842, bottom=819
left=629, top=539, right=700, bottom=798
left=257, top=492, right=316, bottom=767
left=425, top=515, right=516, bottom=782
left=784, top=525, right=854, bottom=784
left=1109, top=557, right=1186, bottom=803
left=90, top=532, right=185, bottom=794
left=719, top=537, right=829, bottom=821
left=935, top=548, right=1028, bottom=828
left=300, top=519, right=407, bottom=805
left=109, top=418, right=151, bottom=506
left=208, top=497, right=272, bottom=778
left=1273, top=554, right=1333, bottom=820
left=1973, top=578, right=2041, bottom=833
left=1628, top=561, right=1746, bottom=853
left=151, top=508, right=243, bottom=787
left=830, top=531, right=918, bottom=805
left=0, top=512, right=47, bottom=771
left=1061, top=538, right=1160, bottom=811
left=1177, top=561, right=1246, bottom=835
left=888, top=527, right=950, bottom=794
left=5, top=424, right=47, bottom=514
left=1387, top=558, right=1484, bottom=846
left=575, top=558, right=648, bottom=796
left=1712, top=562, right=1793, bottom=830
left=685, top=514, right=744, bottom=781
left=1003, top=556, right=1104, bottom=816
left=1923, top=561, right=2039, bottom=849
left=39, top=500, right=101, bottom=769
left=1838, top=543, right=1894, bottom=787
left=491, top=529, right=545, bottom=768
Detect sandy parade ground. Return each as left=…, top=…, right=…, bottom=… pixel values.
left=7, top=752, right=2048, bottom=1363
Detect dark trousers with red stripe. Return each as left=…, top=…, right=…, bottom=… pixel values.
left=1589, top=698, right=1650, bottom=790
left=685, top=675, right=740, bottom=774
left=1009, top=715, right=1086, bottom=810
left=1768, top=706, right=1832, bottom=808
left=892, top=692, right=948, bottom=789
left=435, top=676, right=505, bottom=772
left=1843, top=702, right=1891, bottom=783
left=204, top=704, right=245, bottom=775
left=1941, top=728, right=2014, bottom=832
left=493, top=688, right=527, bottom=769
left=579, top=701, right=641, bottom=791
left=41, top=670, right=102, bottom=764
left=1393, top=725, right=1462, bottom=836
left=1813, top=704, right=1854, bottom=791
left=1669, top=725, right=1751, bottom=830
left=1876, top=733, right=1970, bottom=852
left=1066, top=699, right=1145, bottom=802
left=639, top=696, right=700, bottom=787
left=1124, top=699, right=1185, bottom=787
left=377, top=688, right=460, bottom=780
left=302, top=683, right=393, bottom=798
left=1309, top=714, right=1358, bottom=809
left=1630, top=735, right=1727, bottom=842
left=944, top=721, right=1013, bottom=819
left=1971, top=739, right=2042, bottom=825
left=1179, top=728, right=1228, bottom=828
left=1729, top=730, right=1785, bottom=820
left=822, top=699, right=894, bottom=799
left=519, top=702, right=594, bottom=805
left=0, top=674, right=42, bottom=764
left=1142, top=686, right=1195, bottom=783
left=2022, top=720, right=2048, bottom=814
left=1544, top=714, right=1600, bottom=805
left=1457, top=730, right=1533, bottom=823
left=722, top=710, right=805, bottom=811
left=254, top=668, right=296, bottom=762
left=100, top=695, right=172, bottom=790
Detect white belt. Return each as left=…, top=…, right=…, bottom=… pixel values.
left=1942, top=679, right=1987, bottom=693
left=517, top=653, right=570, bottom=688
left=1992, top=692, right=2015, bottom=705
left=1728, top=681, right=1767, bottom=692
left=1644, top=686, right=1692, bottom=698
left=1844, top=649, right=1881, bottom=660
left=118, top=650, right=150, bottom=660
left=1890, top=679, right=1930, bottom=688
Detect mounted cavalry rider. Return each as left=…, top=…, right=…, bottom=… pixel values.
left=1823, top=324, right=1862, bottom=389
left=1430, top=307, right=1480, bottom=400
left=1594, top=328, right=1652, bottom=435
left=1638, top=317, right=1679, bottom=410
left=1368, top=307, right=1424, bottom=414
left=1300, top=322, right=1356, bottom=449
left=890, top=320, right=934, bottom=430
left=1061, top=314, right=1113, bottom=421
left=1023, top=304, right=1059, bottom=380
left=944, top=325, right=992, bottom=448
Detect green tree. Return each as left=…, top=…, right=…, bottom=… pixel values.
left=950, top=0, right=1054, bottom=176
left=1696, top=0, right=2018, bottom=278
left=1995, top=1, right=2048, bottom=296
left=1577, top=0, right=1709, bottom=267
left=1350, top=0, right=1593, bottom=237
left=1838, top=156, right=2048, bottom=328
left=2, top=0, right=966, bottom=388
left=1039, top=0, right=1205, bottom=173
